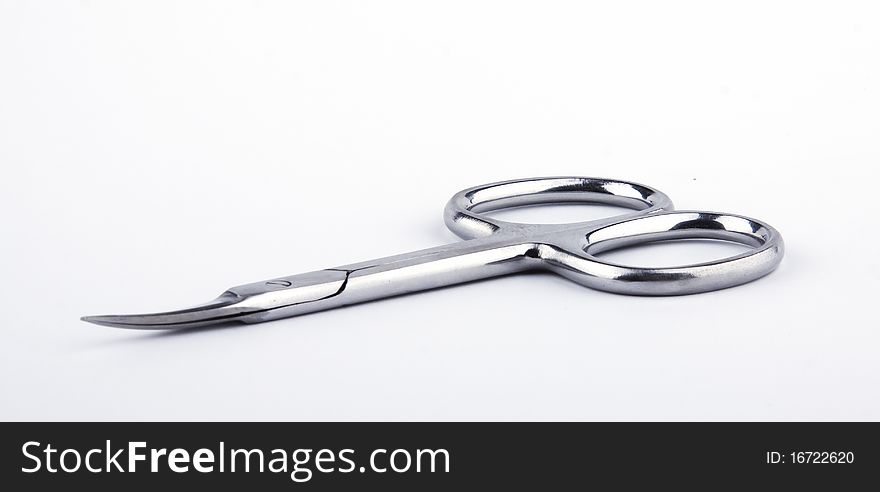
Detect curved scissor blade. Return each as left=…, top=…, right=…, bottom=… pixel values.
left=81, top=292, right=247, bottom=330
left=82, top=269, right=355, bottom=330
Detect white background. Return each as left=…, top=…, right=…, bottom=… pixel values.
left=1, top=1, right=878, bottom=421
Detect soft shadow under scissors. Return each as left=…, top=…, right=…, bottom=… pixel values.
left=83, top=176, right=784, bottom=329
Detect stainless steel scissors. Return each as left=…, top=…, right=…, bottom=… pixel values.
left=82, top=176, right=784, bottom=329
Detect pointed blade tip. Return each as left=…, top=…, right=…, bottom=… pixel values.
left=82, top=291, right=252, bottom=330
left=80, top=314, right=157, bottom=329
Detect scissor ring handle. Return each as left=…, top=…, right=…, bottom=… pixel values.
left=443, top=176, right=674, bottom=239
left=545, top=210, right=785, bottom=295
left=444, top=177, right=784, bottom=295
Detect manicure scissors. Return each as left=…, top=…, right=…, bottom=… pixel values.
left=82, top=177, right=784, bottom=329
